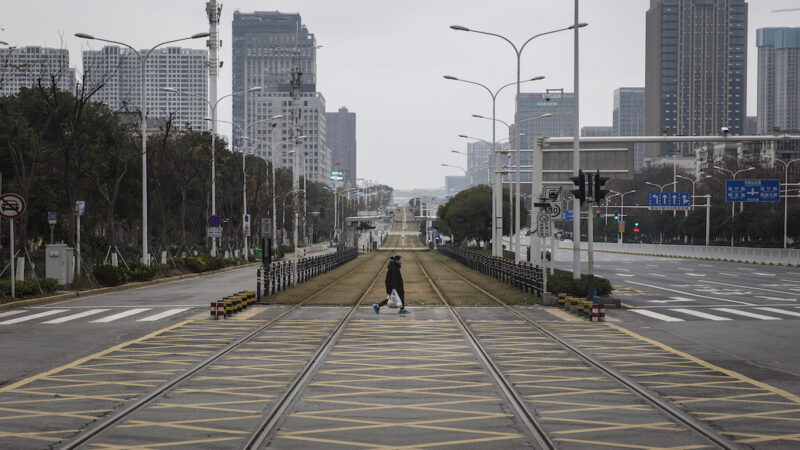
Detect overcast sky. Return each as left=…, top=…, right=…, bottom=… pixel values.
left=3, top=1, right=799, bottom=190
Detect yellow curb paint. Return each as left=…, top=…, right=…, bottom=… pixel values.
left=0, top=320, right=194, bottom=394
left=607, top=323, right=800, bottom=406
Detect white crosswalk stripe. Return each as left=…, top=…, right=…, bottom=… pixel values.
left=631, top=309, right=685, bottom=322
left=712, top=308, right=781, bottom=321
left=755, top=307, right=800, bottom=318
left=0, top=310, right=27, bottom=319
left=137, top=308, right=189, bottom=322
left=0, top=310, right=69, bottom=325
left=91, top=308, right=151, bottom=323
left=670, top=308, right=732, bottom=321
left=42, top=309, right=110, bottom=324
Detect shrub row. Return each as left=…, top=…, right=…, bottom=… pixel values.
left=0, top=278, right=59, bottom=298
left=92, top=261, right=156, bottom=287
left=546, top=268, right=613, bottom=297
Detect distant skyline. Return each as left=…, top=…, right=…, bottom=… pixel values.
left=2, top=1, right=800, bottom=190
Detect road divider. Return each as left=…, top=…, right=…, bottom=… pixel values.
left=211, top=291, right=256, bottom=319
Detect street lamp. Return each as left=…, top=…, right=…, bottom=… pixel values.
left=714, top=165, right=754, bottom=246
left=207, top=115, right=283, bottom=257
left=75, top=31, right=210, bottom=264
left=165, top=85, right=262, bottom=256
left=450, top=22, right=587, bottom=265
left=645, top=181, right=678, bottom=193
left=609, top=189, right=636, bottom=243
left=444, top=74, right=544, bottom=257
left=441, top=163, right=467, bottom=176
left=772, top=158, right=800, bottom=248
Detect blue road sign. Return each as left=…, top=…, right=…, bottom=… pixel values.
left=562, top=209, right=574, bottom=221
left=48, top=211, right=57, bottom=225
left=725, top=179, right=780, bottom=203
left=207, top=215, right=221, bottom=227
left=648, top=192, right=692, bottom=210
left=618, top=220, right=626, bottom=225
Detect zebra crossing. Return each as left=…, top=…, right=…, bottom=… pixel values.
left=0, top=307, right=192, bottom=325
left=630, top=306, right=800, bottom=322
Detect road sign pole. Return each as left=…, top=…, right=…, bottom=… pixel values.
left=706, top=194, right=711, bottom=247
left=587, top=202, right=595, bottom=302
left=10, top=218, right=14, bottom=298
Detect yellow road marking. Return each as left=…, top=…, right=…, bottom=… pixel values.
left=608, top=323, right=800, bottom=405
left=554, top=437, right=708, bottom=449
left=88, top=436, right=242, bottom=449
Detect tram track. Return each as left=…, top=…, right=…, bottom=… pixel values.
left=417, top=251, right=736, bottom=449
left=60, top=252, right=386, bottom=449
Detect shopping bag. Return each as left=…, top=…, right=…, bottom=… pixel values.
left=387, top=289, right=402, bottom=308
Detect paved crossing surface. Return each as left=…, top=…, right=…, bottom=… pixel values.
left=630, top=305, right=800, bottom=322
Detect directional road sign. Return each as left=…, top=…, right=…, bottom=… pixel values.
left=648, top=192, right=692, bottom=210
left=725, top=179, right=780, bottom=203
left=48, top=212, right=57, bottom=225
left=0, top=193, right=26, bottom=219
left=561, top=209, right=573, bottom=221
left=208, top=214, right=222, bottom=227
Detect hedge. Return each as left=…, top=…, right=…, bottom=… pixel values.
left=0, top=278, right=59, bottom=298
left=547, top=269, right=613, bottom=297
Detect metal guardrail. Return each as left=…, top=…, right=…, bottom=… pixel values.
left=438, top=246, right=543, bottom=296
left=560, top=241, right=800, bottom=266
left=260, top=248, right=358, bottom=298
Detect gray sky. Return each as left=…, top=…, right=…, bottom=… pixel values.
left=3, top=1, right=800, bottom=189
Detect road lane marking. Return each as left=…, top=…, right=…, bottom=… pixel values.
left=0, top=310, right=27, bottom=319
left=137, top=308, right=190, bottom=322
left=752, top=272, right=777, bottom=277
left=631, top=310, right=684, bottom=322
left=670, top=309, right=732, bottom=321
left=616, top=273, right=635, bottom=277
left=686, top=273, right=706, bottom=277
left=42, top=309, right=110, bottom=324
left=698, top=280, right=797, bottom=297
left=755, top=307, right=800, bottom=318
left=626, top=281, right=754, bottom=306
left=755, top=296, right=796, bottom=302
left=712, top=308, right=781, bottom=321
left=0, top=309, right=68, bottom=325
left=91, top=308, right=152, bottom=323
left=648, top=273, right=667, bottom=277
left=648, top=297, right=694, bottom=304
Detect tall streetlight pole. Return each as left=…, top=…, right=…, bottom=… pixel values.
left=165, top=86, right=262, bottom=256
left=772, top=158, right=800, bottom=248
left=444, top=75, right=544, bottom=257
left=714, top=166, right=754, bottom=246
left=209, top=115, right=284, bottom=256
left=451, top=23, right=585, bottom=264
left=75, top=31, right=210, bottom=264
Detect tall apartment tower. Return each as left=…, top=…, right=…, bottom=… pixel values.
left=82, top=46, right=208, bottom=130
left=326, top=107, right=357, bottom=187
left=581, top=126, right=613, bottom=137
left=465, top=141, right=494, bottom=187
left=757, top=27, right=800, bottom=134
left=645, top=0, right=748, bottom=158
left=232, top=10, right=329, bottom=184
left=613, top=87, right=646, bottom=171
left=0, top=46, right=75, bottom=96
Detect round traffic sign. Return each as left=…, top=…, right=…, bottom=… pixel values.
left=538, top=214, right=550, bottom=224
left=208, top=214, right=222, bottom=227
left=0, top=193, right=26, bottom=219
left=545, top=204, right=561, bottom=217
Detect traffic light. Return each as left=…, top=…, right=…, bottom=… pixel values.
left=594, top=170, right=609, bottom=202
left=614, top=214, right=619, bottom=220
left=634, top=221, right=639, bottom=227
left=633, top=227, right=640, bottom=233
left=570, top=169, right=586, bottom=205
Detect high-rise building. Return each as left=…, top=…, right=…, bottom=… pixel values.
left=581, top=126, right=613, bottom=137
left=465, top=141, right=494, bottom=187
left=82, top=46, right=208, bottom=130
left=0, top=46, right=75, bottom=96
left=517, top=92, right=575, bottom=150
left=645, top=0, right=748, bottom=158
left=757, top=27, right=800, bottom=134
left=326, top=107, right=356, bottom=187
left=745, top=115, right=758, bottom=135
left=232, top=10, right=330, bottom=184
left=445, top=176, right=466, bottom=193
left=613, top=87, right=646, bottom=171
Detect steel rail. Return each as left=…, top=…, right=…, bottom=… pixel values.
left=413, top=253, right=557, bottom=450
left=429, top=253, right=736, bottom=450
left=244, top=255, right=386, bottom=448
left=61, top=251, right=384, bottom=450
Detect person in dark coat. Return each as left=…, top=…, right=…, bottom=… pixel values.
left=373, top=255, right=408, bottom=314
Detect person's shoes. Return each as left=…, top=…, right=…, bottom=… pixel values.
left=373, top=304, right=380, bottom=314
left=398, top=309, right=410, bottom=314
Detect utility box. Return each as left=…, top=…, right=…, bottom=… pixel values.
left=46, top=244, right=75, bottom=285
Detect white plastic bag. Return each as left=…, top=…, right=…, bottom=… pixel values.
left=387, top=289, right=402, bottom=308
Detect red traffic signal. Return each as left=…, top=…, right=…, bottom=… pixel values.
left=633, top=228, right=640, bottom=233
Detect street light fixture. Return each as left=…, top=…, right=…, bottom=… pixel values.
left=444, top=74, right=544, bottom=257
left=773, top=158, right=800, bottom=248
left=165, top=85, right=262, bottom=256
left=450, top=22, right=587, bottom=264
left=75, top=31, right=210, bottom=264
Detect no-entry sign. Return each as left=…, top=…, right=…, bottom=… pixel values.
left=0, top=193, right=26, bottom=219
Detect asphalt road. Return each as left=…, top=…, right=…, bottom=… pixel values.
left=0, top=266, right=256, bottom=388
left=549, top=247, right=800, bottom=395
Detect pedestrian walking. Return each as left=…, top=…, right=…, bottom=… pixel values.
left=373, top=255, right=409, bottom=314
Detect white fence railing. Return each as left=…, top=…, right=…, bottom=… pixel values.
left=558, top=241, right=800, bottom=266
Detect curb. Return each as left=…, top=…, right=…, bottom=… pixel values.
left=557, top=246, right=797, bottom=268
left=0, top=262, right=261, bottom=311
